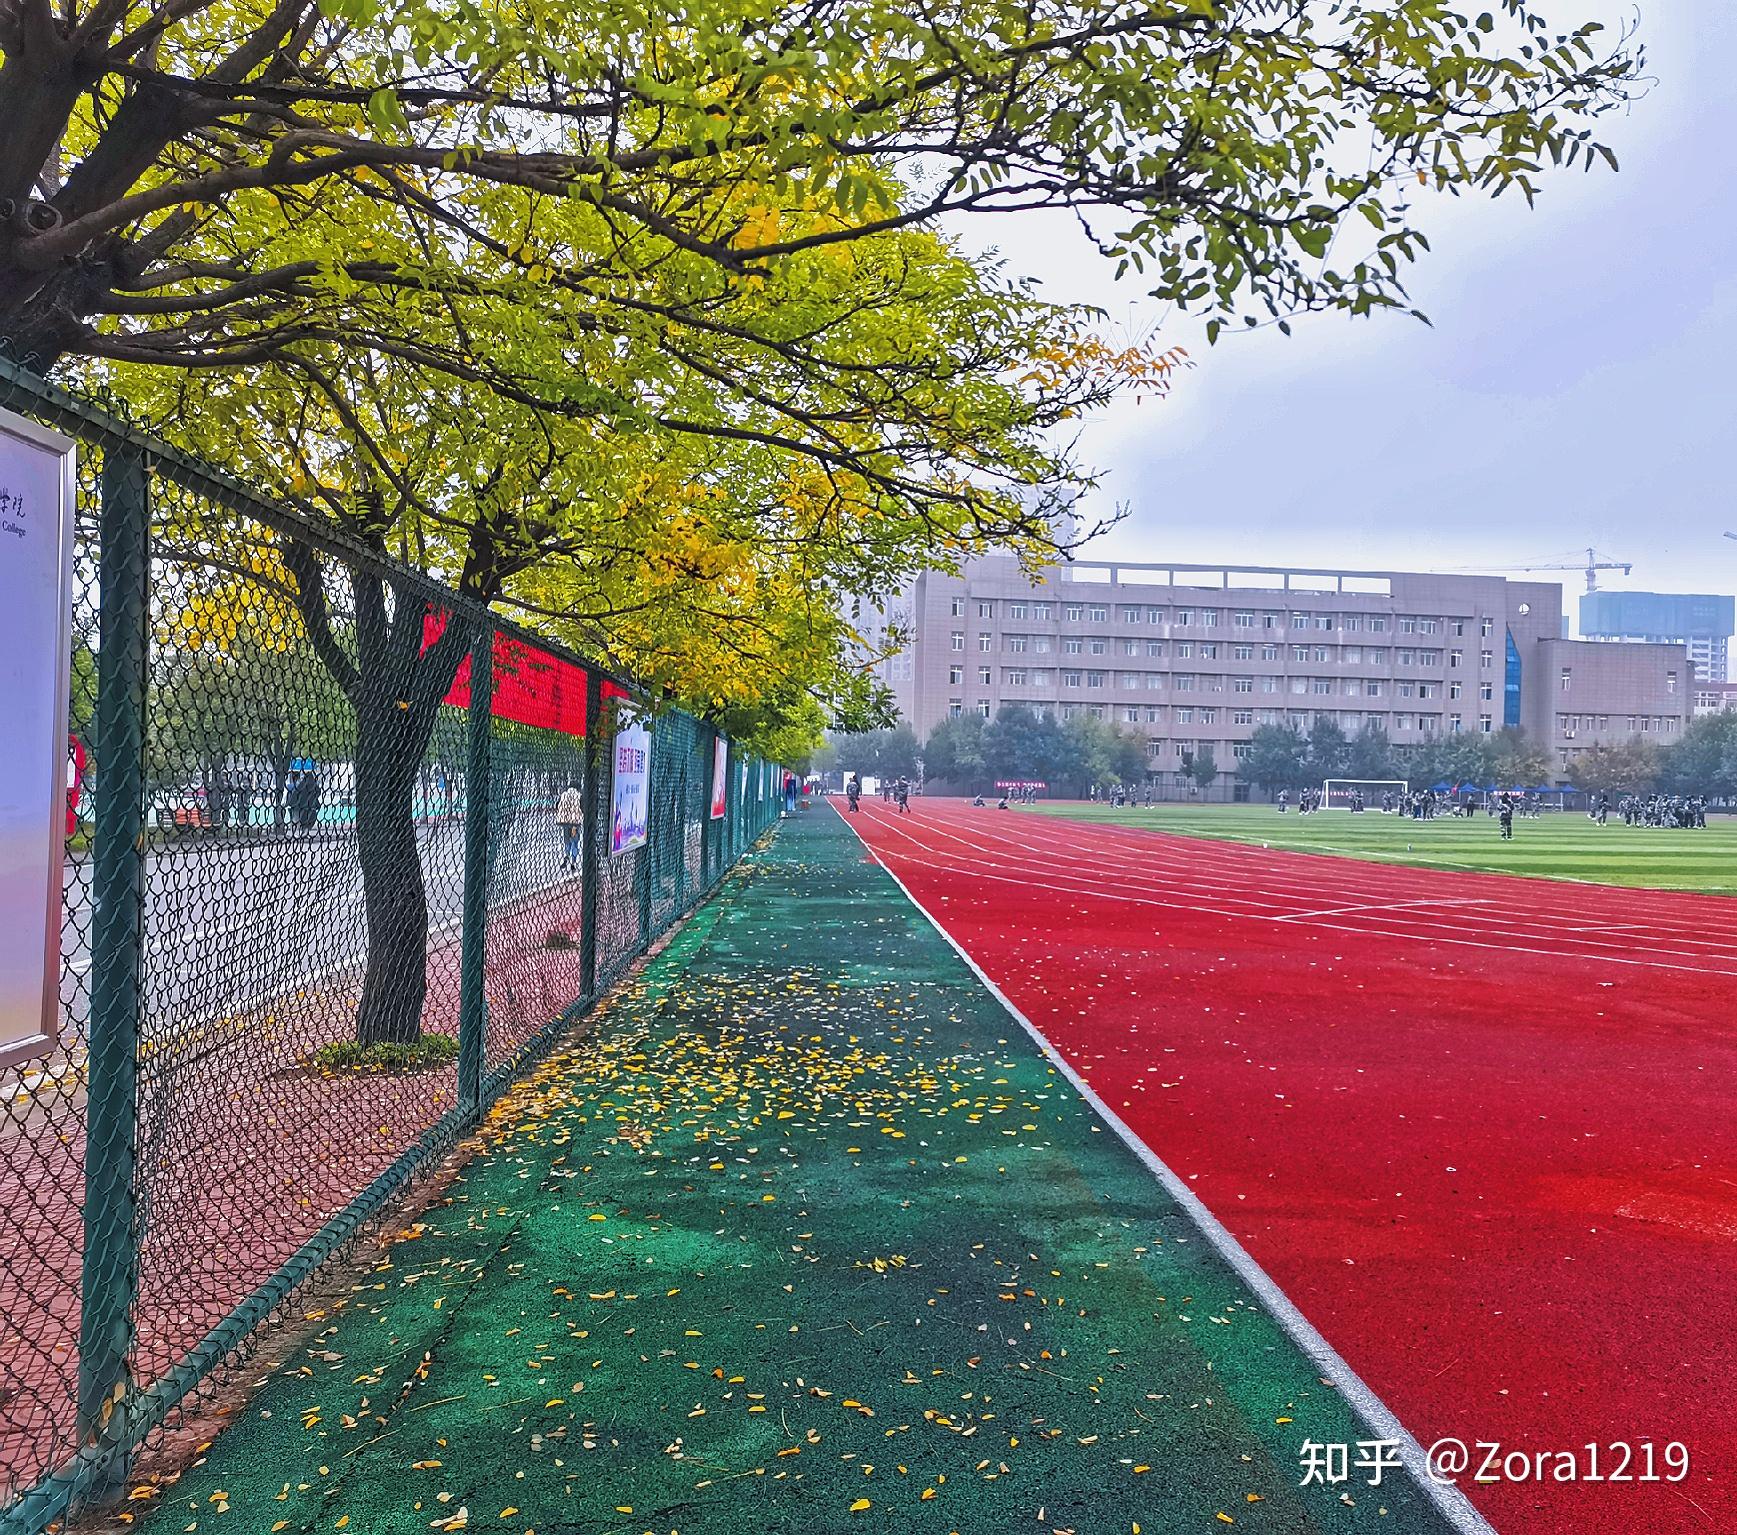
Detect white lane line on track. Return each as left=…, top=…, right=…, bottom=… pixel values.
left=1273, top=898, right=1492, bottom=923
left=831, top=801, right=1497, bottom=1535
left=854, top=807, right=1737, bottom=975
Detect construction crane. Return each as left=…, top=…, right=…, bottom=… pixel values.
left=1446, top=547, right=1633, bottom=593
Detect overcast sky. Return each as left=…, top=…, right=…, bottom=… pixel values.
left=966, top=3, right=1734, bottom=640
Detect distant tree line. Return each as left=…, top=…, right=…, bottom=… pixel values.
left=824, top=709, right=1737, bottom=804
left=831, top=707, right=1155, bottom=799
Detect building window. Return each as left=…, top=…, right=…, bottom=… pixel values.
left=1007, top=635, right=1028, bottom=653
left=948, top=701, right=963, bottom=717
left=1063, top=670, right=1083, bottom=687
left=950, top=631, right=964, bottom=651
left=1033, top=636, right=1052, bottom=654
left=977, top=701, right=991, bottom=718
left=1481, top=617, right=1494, bottom=638
left=1089, top=638, right=1108, bottom=655
left=1147, top=606, right=1167, bottom=624
left=1088, top=605, right=1108, bottom=623
left=950, top=598, right=964, bottom=617
left=1203, top=609, right=1220, bottom=627
left=1365, top=681, right=1383, bottom=697
left=1292, top=645, right=1310, bottom=662
left=1560, top=667, right=1572, bottom=692
left=1480, top=714, right=1493, bottom=733
left=1261, top=644, right=1279, bottom=661
left=1480, top=682, right=1494, bottom=702
left=1176, top=674, right=1197, bottom=691
left=1397, top=648, right=1416, bottom=665
left=1121, top=605, right=1143, bottom=623
left=1122, top=672, right=1142, bottom=689
left=978, top=665, right=992, bottom=684
left=1480, top=649, right=1494, bottom=669
left=1121, top=639, right=1139, bottom=657
left=1177, top=608, right=1195, bottom=627
left=1233, top=709, right=1254, bottom=725
left=1201, top=643, right=1218, bottom=659
left=1235, top=611, right=1256, bottom=628
left=1233, top=644, right=1253, bottom=660
left=1343, top=615, right=1363, bottom=633
left=977, top=600, right=993, bottom=618
left=1313, top=646, right=1329, bottom=662
left=1006, top=668, right=1028, bottom=686
left=1008, top=602, right=1028, bottom=620
left=1234, top=677, right=1253, bottom=693
left=1311, top=679, right=1332, bottom=695
left=1147, top=640, right=1165, bottom=658
left=1450, top=649, right=1463, bottom=668
left=948, top=665, right=963, bottom=685
left=1450, top=681, right=1463, bottom=700
left=1087, top=671, right=1106, bottom=689
left=1066, top=604, right=1083, bottom=622
left=1369, top=616, right=1388, bottom=633
left=1125, top=707, right=1141, bottom=723
left=979, top=633, right=993, bottom=652
left=1064, top=637, right=1083, bottom=655
left=1400, top=617, right=1417, bottom=634
left=1034, top=603, right=1053, bottom=619
left=1233, top=742, right=1254, bottom=760
left=1667, top=671, right=1678, bottom=694
left=1176, top=642, right=1193, bottom=659
left=1199, top=708, right=1218, bottom=724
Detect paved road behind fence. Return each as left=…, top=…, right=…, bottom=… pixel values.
left=135, top=809, right=1468, bottom=1535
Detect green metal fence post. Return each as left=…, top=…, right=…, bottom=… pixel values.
left=637, top=715, right=655, bottom=942
left=580, top=672, right=602, bottom=999
left=78, top=446, right=150, bottom=1501
left=457, top=621, right=493, bottom=1119
left=701, top=727, right=715, bottom=889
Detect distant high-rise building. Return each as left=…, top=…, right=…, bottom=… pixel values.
left=1579, top=591, right=1735, bottom=683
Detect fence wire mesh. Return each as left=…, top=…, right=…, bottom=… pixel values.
left=0, top=365, right=782, bottom=1531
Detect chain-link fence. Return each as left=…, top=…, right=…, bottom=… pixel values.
left=0, top=359, right=784, bottom=1533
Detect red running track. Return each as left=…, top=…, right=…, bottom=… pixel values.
left=840, top=797, right=1736, bottom=1535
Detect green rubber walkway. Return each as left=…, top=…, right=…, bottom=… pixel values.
left=137, top=810, right=1467, bottom=1535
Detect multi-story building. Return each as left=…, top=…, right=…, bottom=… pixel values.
left=1579, top=590, right=1734, bottom=683
left=1693, top=680, right=1737, bottom=717
left=890, top=556, right=1688, bottom=786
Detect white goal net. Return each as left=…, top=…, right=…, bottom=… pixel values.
left=1320, top=778, right=1409, bottom=811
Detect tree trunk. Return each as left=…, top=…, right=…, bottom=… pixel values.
left=352, top=698, right=431, bottom=1046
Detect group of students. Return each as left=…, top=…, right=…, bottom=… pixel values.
left=845, top=774, right=911, bottom=814
left=1603, top=792, right=1710, bottom=828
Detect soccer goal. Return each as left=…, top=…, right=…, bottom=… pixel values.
left=1320, top=778, right=1408, bottom=811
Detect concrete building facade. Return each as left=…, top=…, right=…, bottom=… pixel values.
left=1579, top=590, right=1734, bottom=683
left=883, top=556, right=1689, bottom=785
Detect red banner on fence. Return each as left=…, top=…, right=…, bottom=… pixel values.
left=422, top=609, right=602, bottom=737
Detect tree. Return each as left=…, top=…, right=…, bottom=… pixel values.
left=1567, top=738, right=1660, bottom=796
left=1239, top=725, right=1311, bottom=795
left=1305, top=720, right=1352, bottom=782
left=2, top=1, right=1638, bottom=374
left=1345, top=724, right=1399, bottom=781
left=1185, top=747, right=1220, bottom=795
left=980, top=706, right=1061, bottom=788
left=1490, top=727, right=1555, bottom=789
left=923, top=715, right=989, bottom=791
left=835, top=725, right=920, bottom=782
left=1658, top=713, right=1737, bottom=799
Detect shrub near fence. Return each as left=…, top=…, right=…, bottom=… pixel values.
left=0, top=358, right=783, bottom=1534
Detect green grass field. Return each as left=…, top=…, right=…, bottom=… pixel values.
left=1025, top=801, right=1737, bottom=894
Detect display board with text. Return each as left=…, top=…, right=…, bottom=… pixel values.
left=0, top=410, right=75, bottom=1067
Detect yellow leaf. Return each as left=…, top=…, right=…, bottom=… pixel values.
left=849, top=1499, right=872, bottom=1512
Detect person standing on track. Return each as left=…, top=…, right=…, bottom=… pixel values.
left=1498, top=792, right=1516, bottom=841
left=556, top=781, right=584, bottom=871
left=894, top=776, right=911, bottom=814
left=1277, top=788, right=1288, bottom=813
left=846, top=774, right=862, bottom=813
